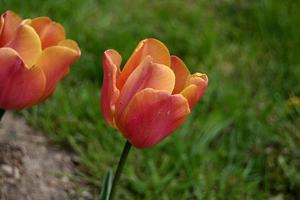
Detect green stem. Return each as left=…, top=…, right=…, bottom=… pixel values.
left=0, top=109, right=5, bottom=121
left=109, top=140, right=132, bottom=200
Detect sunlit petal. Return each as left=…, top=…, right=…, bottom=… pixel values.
left=115, top=56, right=175, bottom=119
left=30, top=17, right=65, bottom=49
left=181, top=73, right=208, bottom=108
left=117, top=38, right=171, bottom=88
left=36, top=40, right=80, bottom=100
left=6, top=24, right=42, bottom=67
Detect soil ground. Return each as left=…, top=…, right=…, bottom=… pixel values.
left=0, top=112, right=93, bottom=200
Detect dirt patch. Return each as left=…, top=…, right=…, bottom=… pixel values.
left=0, top=112, right=93, bottom=200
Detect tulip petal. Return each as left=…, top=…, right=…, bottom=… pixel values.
left=115, top=56, right=175, bottom=119
left=101, top=49, right=122, bottom=127
left=36, top=40, right=80, bottom=100
left=30, top=17, right=65, bottom=49
left=6, top=24, right=42, bottom=67
left=58, top=39, right=81, bottom=54
left=180, top=73, right=208, bottom=108
left=0, top=48, right=46, bottom=109
left=0, top=10, right=22, bottom=46
left=117, top=38, right=171, bottom=88
left=170, top=56, right=191, bottom=94
left=117, top=88, right=190, bottom=148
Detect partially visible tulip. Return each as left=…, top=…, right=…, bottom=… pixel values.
left=101, top=38, right=208, bottom=148
left=0, top=10, right=80, bottom=110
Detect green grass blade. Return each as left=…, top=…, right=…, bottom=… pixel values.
left=99, top=169, right=113, bottom=200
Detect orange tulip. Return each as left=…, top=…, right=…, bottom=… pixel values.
left=0, top=10, right=80, bottom=109
left=101, top=38, right=208, bottom=148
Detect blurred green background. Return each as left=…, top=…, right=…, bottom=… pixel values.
left=1, top=0, right=300, bottom=199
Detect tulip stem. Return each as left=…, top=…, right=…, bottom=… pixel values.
left=109, top=140, right=132, bottom=200
left=0, top=109, right=5, bottom=121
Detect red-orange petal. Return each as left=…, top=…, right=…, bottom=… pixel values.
left=117, top=38, right=171, bottom=88
left=180, top=73, right=208, bottom=108
left=6, top=24, right=42, bottom=67
left=0, top=48, right=46, bottom=109
left=101, top=49, right=122, bottom=127
left=117, top=88, right=190, bottom=148
left=30, top=17, right=65, bottom=49
left=36, top=39, right=80, bottom=100
left=170, top=56, right=190, bottom=94
left=115, top=56, right=175, bottom=119
left=0, top=10, right=22, bottom=46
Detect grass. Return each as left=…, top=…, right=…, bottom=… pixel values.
left=1, top=0, right=300, bottom=199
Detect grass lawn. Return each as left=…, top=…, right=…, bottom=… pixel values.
left=1, top=0, right=300, bottom=199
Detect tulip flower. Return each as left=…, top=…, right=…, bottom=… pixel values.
left=101, top=38, right=208, bottom=148
left=100, top=38, right=208, bottom=199
left=0, top=10, right=80, bottom=110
